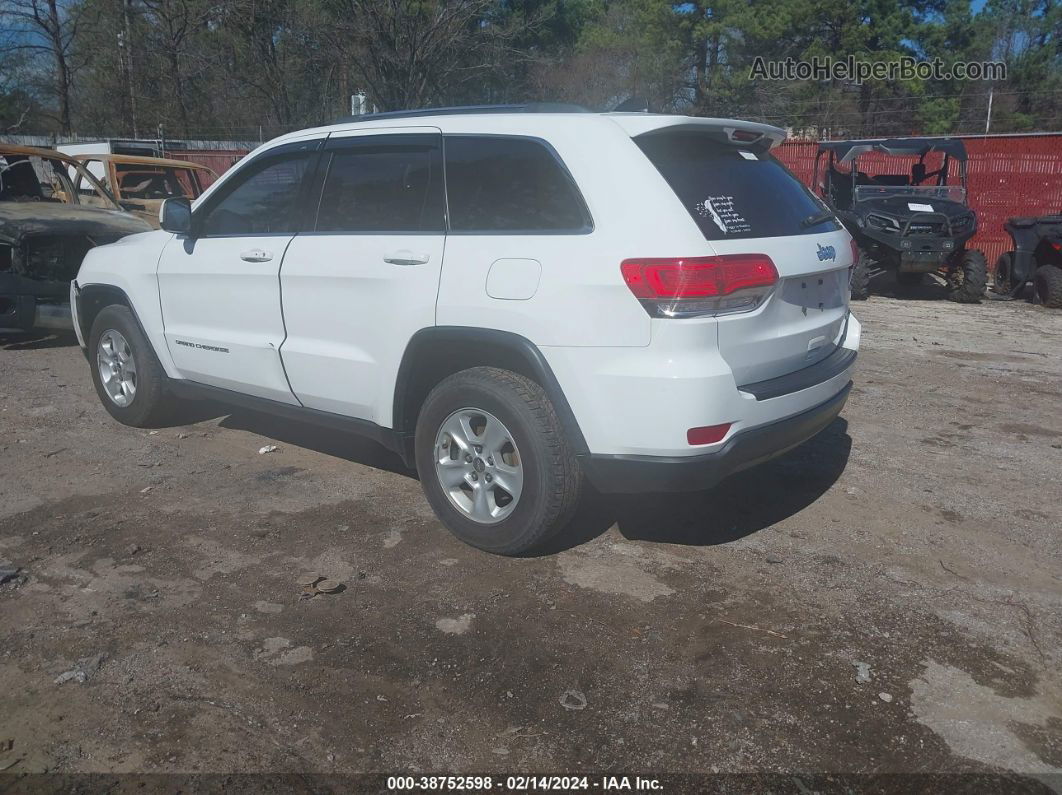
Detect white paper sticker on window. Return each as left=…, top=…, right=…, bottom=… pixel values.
left=696, top=196, right=752, bottom=235
left=908, top=202, right=934, bottom=212
left=738, top=150, right=758, bottom=160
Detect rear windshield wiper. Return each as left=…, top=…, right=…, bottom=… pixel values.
left=801, top=210, right=836, bottom=228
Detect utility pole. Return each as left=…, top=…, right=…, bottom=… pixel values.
left=985, top=87, right=994, bottom=135
left=122, top=0, right=138, bottom=138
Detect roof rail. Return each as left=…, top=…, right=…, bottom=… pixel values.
left=334, top=102, right=591, bottom=124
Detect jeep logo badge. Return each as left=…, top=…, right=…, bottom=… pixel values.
left=817, top=244, right=837, bottom=262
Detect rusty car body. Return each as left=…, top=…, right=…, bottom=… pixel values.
left=72, top=153, right=217, bottom=228
left=1, top=144, right=151, bottom=332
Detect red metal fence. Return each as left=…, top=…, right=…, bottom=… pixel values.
left=774, top=134, right=1062, bottom=266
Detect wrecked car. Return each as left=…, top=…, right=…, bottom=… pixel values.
left=73, top=153, right=217, bottom=229
left=1, top=145, right=151, bottom=332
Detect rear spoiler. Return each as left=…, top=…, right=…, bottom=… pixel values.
left=607, top=115, right=786, bottom=152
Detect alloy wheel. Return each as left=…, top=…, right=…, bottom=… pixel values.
left=97, top=329, right=138, bottom=407
left=433, top=408, right=523, bottom=524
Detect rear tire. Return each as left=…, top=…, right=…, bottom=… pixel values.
left=850, top=251, right=873, bottom=301
left=1034, top=265, right=1062, bottom=308
left=88, top=305, right=173, bottom=427
left=948, top=249, right=987, bottom=304
left=414, top=367, right=581, bottom=556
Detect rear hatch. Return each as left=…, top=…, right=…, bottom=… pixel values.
left=636, top=131, right=852, bottom=386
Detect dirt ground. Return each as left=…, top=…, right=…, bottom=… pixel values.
left=1, top=294, right=1060, bottom=788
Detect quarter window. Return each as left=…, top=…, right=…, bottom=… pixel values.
left=444, top=136, right=591, bottom=233
left=199, top=153, right=311, bottom=237
left=315, top=140, right=444, bottom=233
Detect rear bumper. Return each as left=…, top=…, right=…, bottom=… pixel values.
left=542, top=312, right=860, bottom=458
left=579, top=381, right=851, bottom=493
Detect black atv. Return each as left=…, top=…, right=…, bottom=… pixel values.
left=994, top=214, right=1062, bottom=308
left=814, top=137, right=987, bottom=302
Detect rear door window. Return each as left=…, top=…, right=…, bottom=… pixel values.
left=636, top=133, right=838, bottom=240
left=314, top=135, right=444, bottom=233
left=444, top=136, right=591, bottom=233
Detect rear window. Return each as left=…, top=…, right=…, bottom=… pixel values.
left=636, top=133, right=838, bottom=240
left=444, top=136, right=591, bottom=233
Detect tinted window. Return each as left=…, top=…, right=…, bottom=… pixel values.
left=315, top=141, right=443, bottom=232
left=199, top=154, right=310, bottom=236
left=636, top=133, right=839, bottom=240
left=444, top=136, right=591, bottom=232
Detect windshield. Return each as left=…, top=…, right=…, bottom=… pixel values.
left=0, top=151, right=117, bottom=208
left=854, top=184, right=966, bottom=203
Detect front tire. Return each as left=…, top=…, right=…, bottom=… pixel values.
left=414, top=367, right=581, bottom=555
left=1034, top=265, right=1062, bottom=308
left=88, top=305, right=172, bottom=427
left=948, top=249, right=988, bottom=303
left=850, top=251, right=873, bottom=301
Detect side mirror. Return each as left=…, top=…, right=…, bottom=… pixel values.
left=159, top=197, right=192, bottom=235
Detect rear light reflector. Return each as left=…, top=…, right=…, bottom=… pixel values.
left=621, top=255, right=778, bottom=318
left=849, top=236, right=859, bottom=265
left=687, top=423, right=732, bottom=445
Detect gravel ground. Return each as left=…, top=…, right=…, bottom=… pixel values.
left=0, top=295, right=1060, bottom=788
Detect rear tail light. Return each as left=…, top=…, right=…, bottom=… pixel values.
left=621, top=255, right=778, bottom=318
left=849, top=236, right=859, bottom=265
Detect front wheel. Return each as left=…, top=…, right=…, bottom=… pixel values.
left=947, top=249, right=987, bottom=304
left=850, top=251, right=874, bottom=301
left=88, top=305, right=173, bottom=427
left=414, top=367, right=582, bottom=555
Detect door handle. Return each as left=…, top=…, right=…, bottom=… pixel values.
left=384, top=250, right=430, bottom=266
left=240, top=248, right=273, bottom=263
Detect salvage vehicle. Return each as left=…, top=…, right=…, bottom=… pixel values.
left=994, top=214, right=1062, bottom=308
left=72, top=106, right=859, bottom=554
left=1, top=145, right=151, bottom=333
left=813, top=137, right=987, bottom=302
left=73, top=154, right=217, bottom=228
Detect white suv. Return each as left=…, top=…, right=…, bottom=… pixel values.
left=71, top=107, right=860, bottom=555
